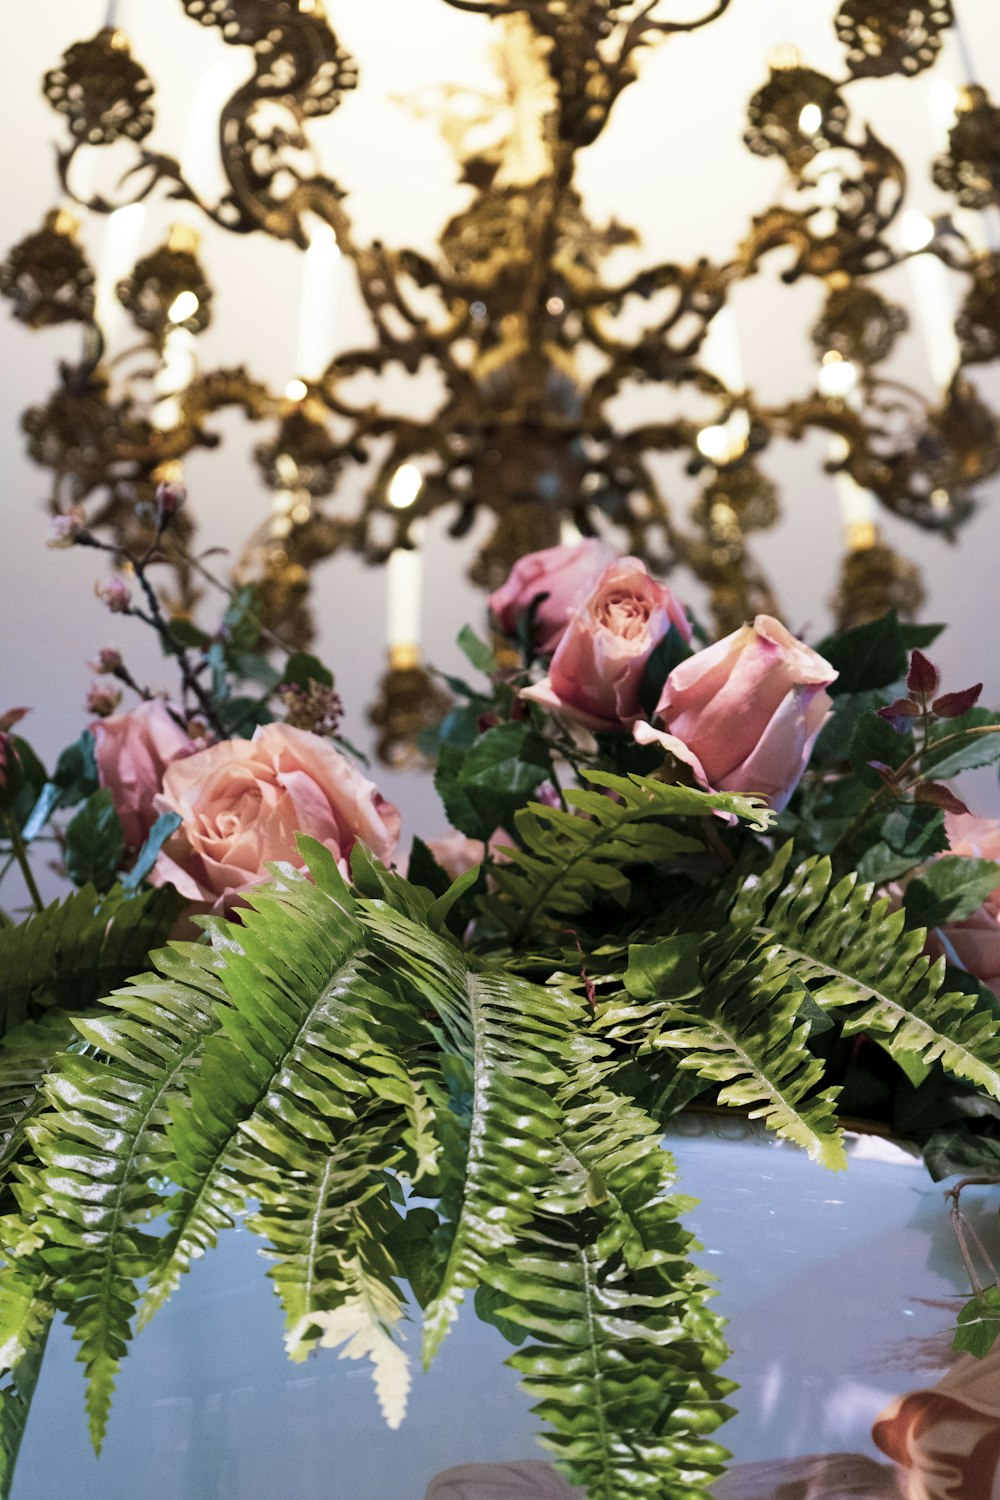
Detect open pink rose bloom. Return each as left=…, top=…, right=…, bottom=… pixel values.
left=635, top=614, right=837, bottom=812
left=488, top=538, right=616, bottom=656
left=520, top=556, right=690, bottom=731
left=150, top=721, right=400, bottom=912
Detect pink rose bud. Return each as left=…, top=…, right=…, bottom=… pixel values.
left=635, top=615, right=837, bottom=812
left=46, top=507, right=87, bottom=549
left=149, top=723, right=402, bottom=913
left=86, top=682, right=123, bottom=718
left=930, top=811, right=1000, bottom=999
left=519, top=558, right=691, bottom=732
left=89, top=647, right=124, bottom=675
left=91, top=699, right=196, bottom=850
left=489, top=539, right=617, bottom=656
left=95, top=576, right=131, bottom=614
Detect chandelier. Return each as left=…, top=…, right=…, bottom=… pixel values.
left=5, top=0, right=1000, bottom=762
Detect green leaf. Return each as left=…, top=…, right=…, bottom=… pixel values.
left=436, top=723, right=551, bottom=840
left=456, top=625, right=498, bottom=677
left=51, top=731, right=98, bottom=810
left=811, top=689, right=886, bottom=769
left=65, top=789, right=125, bottom=893
left=166, top=619, right=211, bottom=651
left=19, top=783, right=60, bottom=844
left=849, top=714, right=914, bottom=787
left=816, top=611, right=906, bottom=697
left=405, top=837, right=452, bottom=899
left=954, top=1285, right=1000, bottom=1358
left=921, top=710, right=1000, bottom=779
left=5, top=741, right=47, bottom=832
left=221, top=584, right=264, bottom=658
left=217, top=694, right=274, bottom=737
left=623, top=936, right=703, bottom=1004
left=900, top=622, right=945, bottom=649
left=281, top=651, right=334, bottom=691
left=903, top=857, right=1000, bottom=929
left=119, top=813, right=182, bottom=893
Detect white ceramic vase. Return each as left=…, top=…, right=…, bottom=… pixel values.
left=12, top=1115, right=1000, bottom=1499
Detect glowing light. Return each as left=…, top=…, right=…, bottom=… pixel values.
left=388, top=464, right=423, bottom=510
left=546, top=296, right=565, bottom=315
left=168, top=290, right=199, bottom=324
left=931, top=487, right=951, bottom=510
left=798, top=102, right=822, bottom=135
left=929, top=77, right=959, bottom=125
left=818, top=354, right=858, bottom=399
left=285, top=378, right=308, bottom=402
left=900, top=211, right=935, bottom=252
left=696, top=425, right=730, bottom=462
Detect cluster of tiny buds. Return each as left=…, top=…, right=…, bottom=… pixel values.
left=95, top=576, right=131, bottom=614
left=88, top=647, right=124, bottom=675
left=276, top=679, right=344, bottom=737
left=46, top=507, right=89, bottom=550
left=86, top=682, right=122, bottom=718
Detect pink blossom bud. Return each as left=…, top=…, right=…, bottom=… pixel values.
left=89, top=647, right=124, bottom=675
left=46, top=507, right=87, bottom=549
left=95, top=576, right=131, bottom=614
left=86, top=682, right=123, bottom=718
left=155, top=480, right=186, bottom=525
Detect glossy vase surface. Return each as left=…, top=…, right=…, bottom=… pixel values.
left=12, top=1114, right=999, bottom=1499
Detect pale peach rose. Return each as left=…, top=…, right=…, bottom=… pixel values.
left=519, top=558, right=691, bottom=732
left=873, top=1341, right=1000, bottom=1499
left=91, top=699, right=196, bottom=850
left=424, top=828, right=515, bottom=881
left=934, top=811, right=1000, bottom=998
left=488, top=539, right=616, bottom=656
left=634, top=615, right=836, bottom=812
left=150, top=722, right=401, bottom=912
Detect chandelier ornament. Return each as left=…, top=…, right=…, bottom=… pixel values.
left=5, top=0, right=1000, bottom=761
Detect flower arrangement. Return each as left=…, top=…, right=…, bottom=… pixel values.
left=2, top=502, right=1000, bottom=1497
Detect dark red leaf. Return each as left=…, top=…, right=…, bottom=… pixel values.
left=877, top=698, right=921, bottom=733
left=907, top=649, right=940, bottom=699
left=914, top=781, right=971, bottom=816
left=933, top=683, right=984, bottom=718
left=867, top=760, right=901, bottom=792
left=0, top=707, right=29, bottom=733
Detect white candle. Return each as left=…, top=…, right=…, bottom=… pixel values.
left=900, top=215, right=960, bottom=390
left=386, top=533, right=424, bottom=653
left=295, top=219, right=341, bottom=381
left=151, top=324, right=196, bottom=431
left=181, top=58, right=239, bottom=208
left=701, top=304, right=744, bottom=392
left=95, top=202, right=145, bottom=352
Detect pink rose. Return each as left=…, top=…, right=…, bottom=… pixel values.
left=92, top=699, right=196, bottom=850
left=150, top=722, right=401, bottom=912
left=519, top=558, right=691, bottom=732
left=489, top=539, right=616, bottom=656
left=635, top=615, right=836, bottom=812
left=934, top=811, right=1000, bottom=997
left=423, top=828, right=515, bottom=882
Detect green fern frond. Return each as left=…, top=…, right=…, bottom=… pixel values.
left=484, top=1077, right=733, bottom=1499
left=488, top=772, right=770, bottom=942
left=21, top=944, right=227, bottom=1451
left=363, top=905, right=581, bottom=1368
left=736, top=846, right=1000, bottom=1099
left=600, top=931, right=846, bottom=1169
left=0, top=1265, right=51, bottom=1500
left=0, top=1011, right=77, bottom=1194
left=0, top=884, right=178, bottom=1038
left=305, top=1257, right=412, bottom=1430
